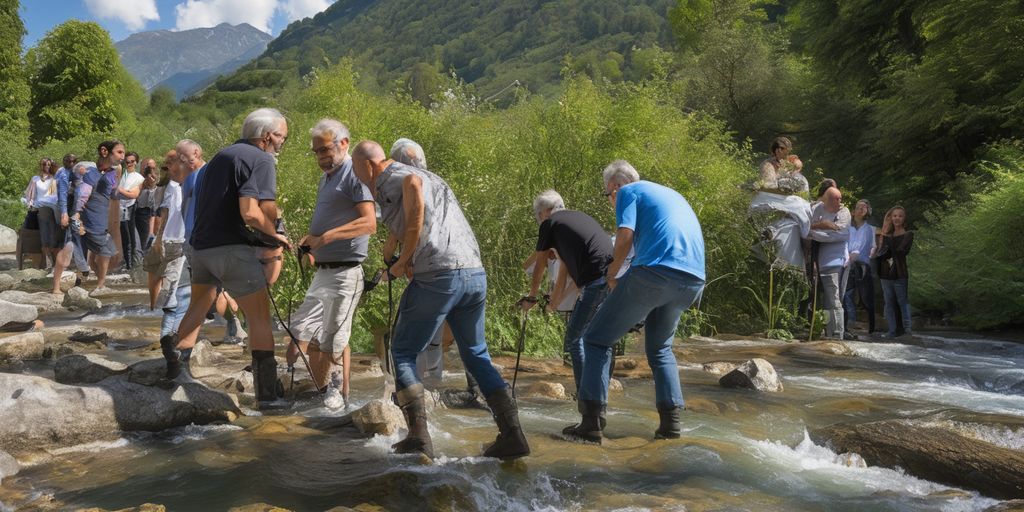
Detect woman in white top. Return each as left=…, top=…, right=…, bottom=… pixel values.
left=23, top=158, right=61, bottom=267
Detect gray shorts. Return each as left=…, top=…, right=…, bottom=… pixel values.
left=83, top=231, right=117, bottom=257
left=190, top=244, right=266, bottom=297
left=290, top=265, right=364, bottom=353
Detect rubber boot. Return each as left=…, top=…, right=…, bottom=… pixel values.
left=160, top=333, right=180, bottom=379
left=561, top=400, right=605, bottom=444
left=392, top=384, right=434, bottom=458
left=482, top=387, right=530, bottom=459
left=252, top=350, right=287, bottom=410
left=654, top=403, right=682, bottom=439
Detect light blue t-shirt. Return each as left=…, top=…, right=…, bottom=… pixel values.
left=616, top=180, right=705, bottom=281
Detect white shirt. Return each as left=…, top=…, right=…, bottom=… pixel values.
left=160, top=182, right=185, bottom=242
left=119, top=171, right=145, bottom=209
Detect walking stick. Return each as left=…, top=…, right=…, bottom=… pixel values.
left=382, top=256, right=399, bottom=400
left=807, top=260, right=819, bottom=342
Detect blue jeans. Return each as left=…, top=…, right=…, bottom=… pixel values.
left=880, top=278, right=911, bottom=336
left=578, top=266, right=705, bottom=408
left=563, top=279, right=609, bottom=392
left=161, top=273, right=192, bottom=337
left=843, top=261, right=875, bottom=332
left=391, top=268, right=505, bottom=396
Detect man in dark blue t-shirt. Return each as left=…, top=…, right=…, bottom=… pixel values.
left=159, top=108, right=291, bottom=409
left=72, top=141, right=125, bottom=293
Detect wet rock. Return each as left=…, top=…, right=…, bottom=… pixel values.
left=437, top=388, right=487, bottom=409
left=0, top=290, right=64, bottom=313
left=0, top=274, right=13, bottom=292
left=19, top=271, right=74, bottom=293
left=62, top=286, right=102, bottom=311
left=789, top=341, right=855, bottom=357
left=77, top=505, right=166, bottom=512
left=718, top=358, right=783, bottom=392
left=813, top=420, right=1024, bottom=499
left=68, top=328, right=110, bottom=343
left=127, top=358, right=167, bottom=386
left=0, top=225, right=15, bottom=253
left=701, top=361, right=739, bottom=375
left=54, top=354, right=129, bottom=384
left=608, top=378, right=623, bottom=393
left=0, top=268, right=48, bottom=282
left=217, top=371, right=254, bottom=394
left=0, top=299, right=38, bottom=327
left=986, top=500, right=1024, bottom=512
left=226, top=503, right=291, bottom=512
left=351, top=399, right=404, bottom=436
left=189, top=339, right=225, bottom=368
left=523, top=381, right=568, bottom=400
left=834, top=451, right=867, bottom=468
left=0, top=449, right=18, bottom=484
left=617, top=358, right=639, bottom=370
left=0, top=331, right=45, bottom=361
left=685, top=397, right=723, bottom=415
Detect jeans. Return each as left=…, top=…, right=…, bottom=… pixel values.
left=563, top=279, right=609, bottom=392
left=819, top=266, right=846, bottom=339
left=161, top=274, right=192, bottom=337
left=391, top=268, right=505, bottom=396
left=880, top=278, right=911, bottom=336
left=843, top=261, right=875, bottom=332
left=578, top=266, right=705, bottom=408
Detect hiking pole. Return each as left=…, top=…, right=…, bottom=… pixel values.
left=266, top=247, right=318, bottom=396
left=807, top=260, right=819, bottom=342
left=381, top=255, right=400, bottom=401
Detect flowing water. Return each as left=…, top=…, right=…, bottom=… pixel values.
left=2, top=296, right=1022, bottom=511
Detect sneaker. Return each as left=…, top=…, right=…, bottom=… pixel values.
left=323, top=386, right=346, bottom=409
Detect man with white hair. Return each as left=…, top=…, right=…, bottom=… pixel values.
left=286, top=119, right=375, bottom=409
left=562, top=160, right=705, bottom=444
left=521, top=189, right=613, bottom=395
left=351, top=140, right=530, bottom=460
left=160, top=108, right=291, bottom=409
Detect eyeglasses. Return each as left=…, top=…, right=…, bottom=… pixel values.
left=601, top=190, right=614, bottom=197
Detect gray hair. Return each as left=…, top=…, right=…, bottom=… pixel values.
left=73, top=161, right=97, bottom=173
left=532, top=189, right=566, bottom=218
left=176, top=138, right=202, bottom=156
left=310, top=118, right=350, bottom=144
left=602, top=159, right=640, bottom=187
left=241, top=108, right=286, bottom=140
left=389, top=138, right=427, bottom=169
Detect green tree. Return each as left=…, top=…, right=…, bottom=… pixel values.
left=25, top=20, right=146, bottom=146
left=0, top=0, right=29, bottom=143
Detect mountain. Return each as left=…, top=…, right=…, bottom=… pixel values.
left=116, top=23, right=273, bottom=99
left=197, top=0, right=674, bottom=108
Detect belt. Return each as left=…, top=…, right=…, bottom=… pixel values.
left=315, top=261, right=360, bottom=269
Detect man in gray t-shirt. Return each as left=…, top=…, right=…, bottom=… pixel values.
left=352, top=140, right=529, bottom=461
left=286, top=119, right=376, bottom=409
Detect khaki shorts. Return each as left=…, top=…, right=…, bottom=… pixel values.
left=143, top=240, right=184, bottom=274
left=190, top=244, right=267, bottom=297
left=290, top=265, right=364, bottom=353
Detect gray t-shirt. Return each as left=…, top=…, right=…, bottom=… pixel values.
left=375, top=162, right=482, bottom=274
left=309, top=156, right=374, bottom=262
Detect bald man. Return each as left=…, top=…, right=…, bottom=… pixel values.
left=808, top=186, right=851, bottom=340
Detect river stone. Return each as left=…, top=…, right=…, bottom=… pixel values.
left=719, top=358, right=783, bottom=392
left=0, top=268, right=48, bottom=282
left=227, top=504, right=291, bottom=512
left=985, top=500, right=1024, bottom=512
left=0, top=298, right=38, bottom=327
left=54, top=354, right=129, bottom=384
left=19, top=271, right=75, bottom=293
left=0, top=449, right=18, bottom=484
left=608, top=378, right=623, bottom=393
left=0, top=290, right=64, bottom=313
left=189, top=339, right=225, bottom=368
left=702, top=361, right=739, bottom=375
left=62, top=286, right=103, bottom=311
left=0, top=332, right=45, bottom=361
left=523, top=381, right=568, bottom=400
left=351, top=399, right=404, bottom=435
left=812, top=420, right=1024, bottom=499
left=0, top=225, right=15, bottom=253
left=0, top=274, right=13, bottom=291
left=128, top=358, right=167, bottom=386
left=790, top=341, right=855, bottom=357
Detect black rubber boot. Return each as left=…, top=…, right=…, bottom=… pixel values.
left=482, top=387, right=530, bottom=459
left=392, top=384, right=434, bottom=458
left=252, top=350, right=286, bottom=410
left=561, top=400, right=605, bottom=444
left=160, top=333, right=180, bottom=379
left=654, top=403, right=682, bottom=439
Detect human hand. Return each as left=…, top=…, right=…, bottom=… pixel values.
left=389, top=259, right=412, bottom=280
left=273, top=233, right=292, bottom=251
left=517, top=295, right=538, bottom=313
left=61, top=213, right=69, bottom=228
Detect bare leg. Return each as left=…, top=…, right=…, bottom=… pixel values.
left=92, top=255, right=110, bottom=289
left=182, top=287, right=274, bottom=352
left=307, top=342, right=329, bottom=390
left=286, top=338, right=309, bottom=367
left=341, top=344, right=351, bottom=401
left=147, top=271, right=161, bottom=309
left=51, top=244, right=73, bottom=294
left=174, top=284, right=219, bottom=350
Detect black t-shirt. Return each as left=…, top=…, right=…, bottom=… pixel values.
left=536, top=210, right=613, bottom=286
left=190, top=140, right=276, bottom=250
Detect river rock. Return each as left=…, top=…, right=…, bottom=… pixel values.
left=812, top=420, right=1024, bottom=499
left=0, top=225, right=15, bottom=253
left=0, top=372, right=240, bottom=451
left=985, top=500, right=1024, bottom=512
left=351, top=399, right=404, bottom=435
left=54, top=354, right=129, bottom=384
left=0, top=290, right=64, bottom=313
left=127, top=358, right=166, bottom=386
left=702, top=361, right=739, bottom=375
left=68, top=328, right=110, bottom=343
left=0, top=449, right=18, bottom=484
left=608, top=378, right=623, bottom=393
left=523, top=381, right=568, bottom=400
left=0, top=331, right=45, bottom=361
left=719, top=358, right=783, bottom=392
left=62, top=286, right=102, bottom=311
left=789, top=341, right=856, bottom=357
left=0, top=274, right=13, bottom=291
left=0, top=298, right=38, bottom=327
left=189, top=339, right=225, bottom=368
left=19, top=271, right=74, bottom=293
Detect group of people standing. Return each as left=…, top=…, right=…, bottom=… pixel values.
left=753, top=136, right=914, bottom=339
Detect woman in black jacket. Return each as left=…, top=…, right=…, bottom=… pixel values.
left=876, top=206, right=913, bottom=338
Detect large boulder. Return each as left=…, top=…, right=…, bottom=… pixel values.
left=351, top=399, right=404, bottom=436
left=0, top=372, right=239, bottom=452
left=62, top=286, right=102, bottom=311
left=189, top=339, right=225, bottom=368
left=0, top=273, right=13, bottom=291
left=54, top=354, right=129, bottom=384
left=813, top=420, right=1024, bottom=500
left=702, top=361, right=739, bottom=375
left=0, top=331, right=45, bottom=361
left=0, top=449, right=18, bottom=484
left=0, top=225, right=15, bottom=253
left=0, top=298, right=38, bottom=327
left=718, top=358, right=784, bottom=392
left=0, top=290, right=64, bottom=313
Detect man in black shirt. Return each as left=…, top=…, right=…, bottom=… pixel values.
left=160, top=108, right=291, bottom=409
left=521, top=189, right=613, bottom=393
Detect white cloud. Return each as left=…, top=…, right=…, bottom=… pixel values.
left=280, top=0, right=332, bottom=22
left=83, top=0, right=160, bottom=31
left=174, top=0, right=278, bottom=33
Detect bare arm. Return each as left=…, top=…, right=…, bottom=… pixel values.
left=526, top=250, right=549, bottom=298
left=390, top=174, right=424, bottom=278
left=383, top=231, right=399, bottom=262
left=606, top=227, right=634, bottom=288
left=302, top=202, right=377, bottom=250
left=240, top=197, right=283, bottom=244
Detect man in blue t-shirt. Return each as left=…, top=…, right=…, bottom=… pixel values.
left=563, top=160, right=706, bottom=445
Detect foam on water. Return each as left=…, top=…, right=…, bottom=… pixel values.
left=788, top=375, right=1024, bottom=416
left=848, top=341, right=1024, bottom=372
left=919, top=420, right=1024, bottom=451
left=160, top=424, right=243, bottom=444
left=401, top=458, right=577, bottom=512
left=749, top=430, right=999, bottom=510
left=48, top=438, right=130, bottom=456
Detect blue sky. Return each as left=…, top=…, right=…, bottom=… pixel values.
left=21, top=0, right=336, bottom=48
